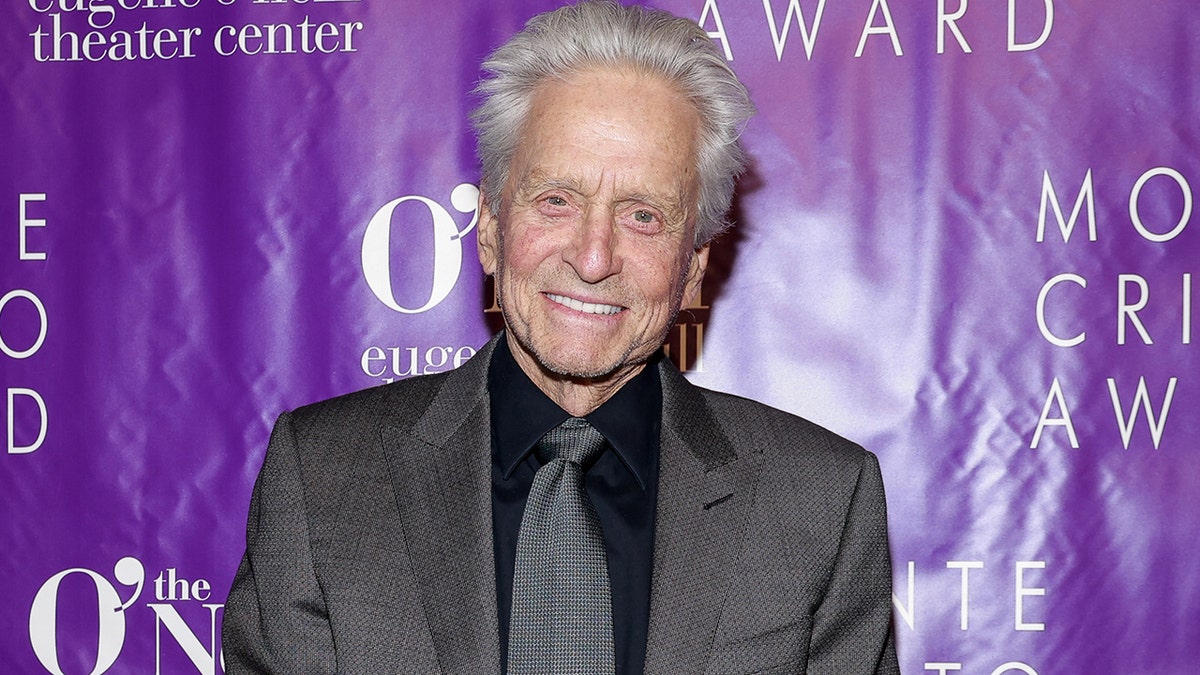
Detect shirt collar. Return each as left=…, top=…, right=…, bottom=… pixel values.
left=488, top=333, right=662, bottom=490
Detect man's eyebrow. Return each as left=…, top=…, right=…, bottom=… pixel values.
left=513, top=173, right=693, bottom=221
left=536, top=178, right=582, bottom=193
left=620, top=192, right=679, bottom=208
left=513, top=171, right=580, bottom=194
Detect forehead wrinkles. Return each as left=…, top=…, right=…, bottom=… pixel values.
left=515, top=167, right=676, bottom=203
left=505, top=68, right=700, bottom=221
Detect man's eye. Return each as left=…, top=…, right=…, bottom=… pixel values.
left=546, top=196, right=568, bottom=207
left=633, top=210, right=655, bottom=223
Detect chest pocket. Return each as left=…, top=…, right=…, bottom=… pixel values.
left=703, top=614, right=813, bottom=675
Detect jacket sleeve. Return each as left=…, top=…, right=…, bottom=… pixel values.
left=222, top=411, right=338, bottom=674
left=806, top=451, right=900, bottom=675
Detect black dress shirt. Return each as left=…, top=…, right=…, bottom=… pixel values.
left=489, top=335, right=661, bottom=675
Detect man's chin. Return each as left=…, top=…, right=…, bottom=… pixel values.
left=534, top=351, right=625, bottom=383
left=519, top=338, right=637, bottom=383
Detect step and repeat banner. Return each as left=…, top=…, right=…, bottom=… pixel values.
left=3, top=1, right=1196, bottom=673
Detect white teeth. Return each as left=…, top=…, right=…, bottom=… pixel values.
left=546, top=293, right=622, bottom=315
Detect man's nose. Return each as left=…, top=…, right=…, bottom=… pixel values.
left=565, top=208, right=621, bottom=283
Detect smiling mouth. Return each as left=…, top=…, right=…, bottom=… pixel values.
left=545, top=293, right=624, bottom=316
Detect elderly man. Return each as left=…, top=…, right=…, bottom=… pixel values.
left=223, top=2, right=899, bottom=673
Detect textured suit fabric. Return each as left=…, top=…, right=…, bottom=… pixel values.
left=223, top=334, right=900, bottom=674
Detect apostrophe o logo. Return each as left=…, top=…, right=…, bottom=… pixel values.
left=362, top=183, right=480, bottom=314
left=29, top=557, right=145, bottom=675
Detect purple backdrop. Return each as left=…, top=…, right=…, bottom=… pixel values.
left=3, top=1, right=1197, bottom=673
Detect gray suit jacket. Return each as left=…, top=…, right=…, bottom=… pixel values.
left=223, top=336, right=899, bottom=674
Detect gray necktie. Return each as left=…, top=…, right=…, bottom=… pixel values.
left=508, top=417, right=615, bottom=674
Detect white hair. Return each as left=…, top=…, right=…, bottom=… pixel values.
left=471, top=0, right=756, bottom=244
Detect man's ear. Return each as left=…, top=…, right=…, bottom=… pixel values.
left=477, top=191, right=500, bottom=275
left=680, top=243, right=710, bottom=310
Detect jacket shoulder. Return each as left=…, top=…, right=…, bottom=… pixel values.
left=284, top=371, right=453, bottom=437
left=693, top=384, right=872, bottom=470
left=283, top=336, right=497, bottom=440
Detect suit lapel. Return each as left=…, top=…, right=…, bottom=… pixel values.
left=643, top=362, right=758, bottom=673
left=381, top=336, right=501, bottom=673
left=376, top=340, right=754, bottom=673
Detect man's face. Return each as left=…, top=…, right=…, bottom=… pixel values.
left=477, top=67, right=709, bottom=387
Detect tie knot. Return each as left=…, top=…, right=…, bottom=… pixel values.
left=535, top=417, right=607, bottom=468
